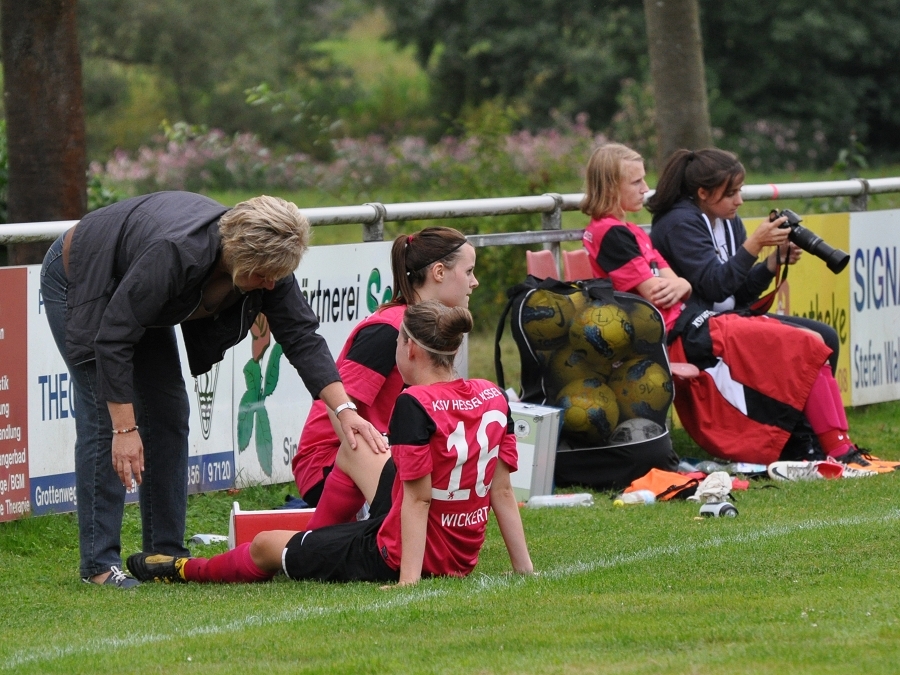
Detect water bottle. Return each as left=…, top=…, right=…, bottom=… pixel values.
left=723, top=462, right=767, bottom=475
left=526, top=493, right=594, bottom=508
left=694, top=460, right=726, bottom=474
left=613, top=489, right=656, bottom=506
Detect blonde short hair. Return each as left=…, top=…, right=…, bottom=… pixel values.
left=219, top=195, right=310, bottom=281
left=580, top=143, right=643, bottom=220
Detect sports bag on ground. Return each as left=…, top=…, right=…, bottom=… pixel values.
left=495, top=274, right=679, bottom=491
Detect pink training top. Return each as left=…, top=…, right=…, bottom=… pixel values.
left=583, top=215, right=682, bottom=331
left=292, top=304, right=407, bottom=496
left=376, top=378, right=518, bottom=578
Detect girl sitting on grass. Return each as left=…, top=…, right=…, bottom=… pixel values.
left=127, top=301, right=533, bottom=585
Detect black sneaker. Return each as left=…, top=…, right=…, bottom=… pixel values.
left=82, top=565, right=141, bottom=589
left=126, top=553, right=188, bottom=583
left=834, top=447, right=873, bottom=467
left=834, top=447, right=900, bottom=473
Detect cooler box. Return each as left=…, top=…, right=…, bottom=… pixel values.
left=227, top=501, right=316, bottom=549
left=509, top=402, right=563, bottom=501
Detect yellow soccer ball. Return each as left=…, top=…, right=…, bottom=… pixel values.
left=628, top=301, right=665, bottom=353
left=521, top=290, right=576, bottom=350
left=568, top=290, right=589, bottom=316
left=569, top=302, right=634, bottom=366
left=554, top=377, right=620, bottom=446
left=608, top=358, right=673, bottom=421
left=544, top=346, right=611, bottom=399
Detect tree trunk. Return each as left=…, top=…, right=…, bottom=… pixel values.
left=1, top=0, right=86, bottom=265
left=643, top=0, right=712, bottom=169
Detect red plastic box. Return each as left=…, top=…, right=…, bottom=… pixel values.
left=227, top=501, right=316, bottom=549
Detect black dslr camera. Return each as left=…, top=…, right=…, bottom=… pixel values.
left=769, top=208, right=850, bottom=274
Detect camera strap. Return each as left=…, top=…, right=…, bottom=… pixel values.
left=748, top=255, right=789, bottom=315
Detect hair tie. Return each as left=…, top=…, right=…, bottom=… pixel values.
left=400, top=322, right=459, bottom=355
left=407, top=235, right=414, bottom=244
left=687, top=151, right=696, bottom=162
left=410, top=239, right=467, bottom=274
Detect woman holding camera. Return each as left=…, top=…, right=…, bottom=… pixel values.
left=647, top=148, right=840, bottom=373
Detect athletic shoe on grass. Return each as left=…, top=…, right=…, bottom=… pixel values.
left=127, top=553, right=188, bottom=583
left=82, top=565, right=140, bottom=589
left=768, top=460, right=875, bottom=481
left=834, top=447, right=900, bottom=474
left=839, top=464, right=879, bottom=478
left=768, top=461, right=828, bottom=481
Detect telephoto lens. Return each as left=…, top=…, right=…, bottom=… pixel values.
left=770, top=209, right=850, bottom=274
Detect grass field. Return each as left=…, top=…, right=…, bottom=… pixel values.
left=2, top=400, right=899, bottom=674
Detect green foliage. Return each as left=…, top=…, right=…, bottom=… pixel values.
left=0, top=118, right=8, bottom=224
left=379, top=0, right=647, bottom=133
left=317, top=8, right=435, bottom=139
left=77, top=0, right=368, bottom=157
left=245, top=82, right=347, bottom=160
left=703, top=0, right=900, bottom=166
left=74, top=1, right=900, bottom=171
left=85, top=174, right=125, bottom=213
left=379, top=0, right=900, bottom=168
left=832, top=131, right=870, bottom=178
left=609, top=77, right=657, bottom=165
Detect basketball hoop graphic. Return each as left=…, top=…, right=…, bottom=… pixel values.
left=195, top=362, right=220, bottom=440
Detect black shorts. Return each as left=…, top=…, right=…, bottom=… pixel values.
left=282, top=458, right=399, bottom=583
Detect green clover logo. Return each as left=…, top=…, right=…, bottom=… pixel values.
left=237, top=314, right=282, bottom=476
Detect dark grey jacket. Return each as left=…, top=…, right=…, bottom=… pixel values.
left=650, top=198, right=775, bottom=310
left=65, top=191, right=340, bottom=403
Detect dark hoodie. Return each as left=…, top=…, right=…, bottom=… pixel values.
left=650, top=198, right=774, bottom=309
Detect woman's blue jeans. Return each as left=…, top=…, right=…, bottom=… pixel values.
left=41, top=234, right=191, bottom=578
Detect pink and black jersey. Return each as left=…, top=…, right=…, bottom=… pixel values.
left=584, top=215, right=833, bottom=465
left=376, top=379, right=518, bottom=578
left=583, top=216, right=680, bottom=330
left=292, top=304, right=407, bottom=496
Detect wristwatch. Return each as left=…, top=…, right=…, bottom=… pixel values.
left=333, top=401, right=358, bottom=417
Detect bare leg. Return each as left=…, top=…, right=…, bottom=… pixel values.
left=335, top=436, right=390, bottom=506
left=249, top=530, right=300, bottom=573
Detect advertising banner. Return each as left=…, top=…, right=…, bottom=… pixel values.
left=228, top=241, right=393, bottom=487
left=848, top=209, right=900, bottom=405
left=0, top=268, right=30, bottom=522
left=11, top=240, right=393, bottom=521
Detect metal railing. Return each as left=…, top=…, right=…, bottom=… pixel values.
left=3, top=177, right=900, bottom=250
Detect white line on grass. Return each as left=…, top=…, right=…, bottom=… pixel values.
left=4, top=509, right=898, bottom=670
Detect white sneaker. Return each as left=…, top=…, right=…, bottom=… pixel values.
left=767, top=460, right=844, bottom=481
left=768, top=461, right=820, bottom=481
left=838, top=464, right=878, bottom=479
